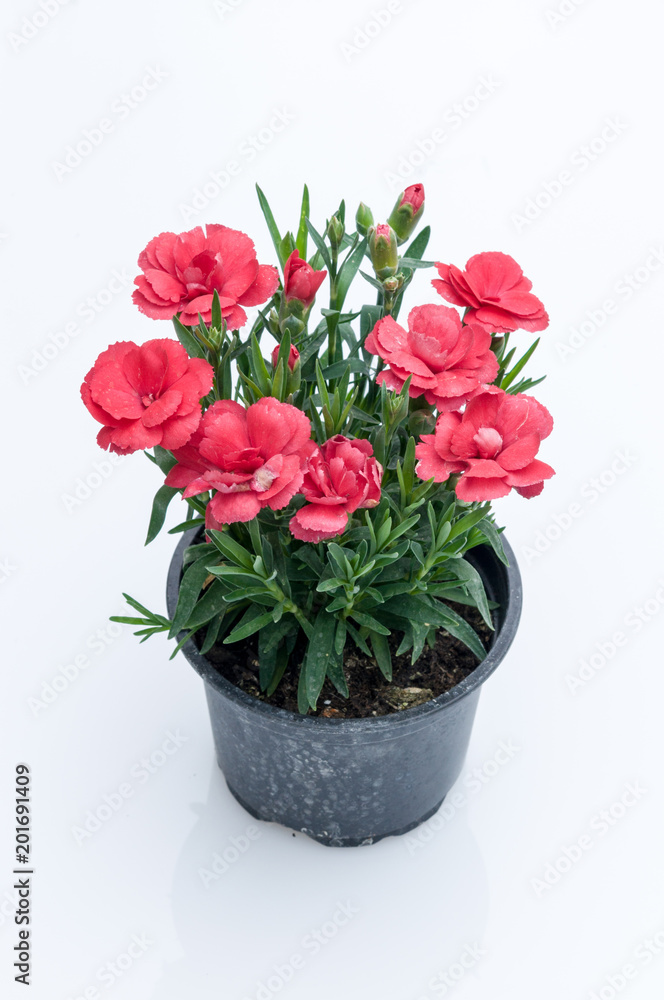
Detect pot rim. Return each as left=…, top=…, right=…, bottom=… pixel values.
left=167, top=529, right=522, bottom=732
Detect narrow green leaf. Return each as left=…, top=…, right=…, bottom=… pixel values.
left=223, top=606, right=275, bottom=644
left=256, top=184, right=286, bottom=267
left=184, top=581, right=229, bottom=631
left=169, top=554, right=215, bottom=638
left=350, top=610, right=390, bottom=635
left=172, top=315, right=206, bottom=359
left=304, top=609, right=338, bottom=709
left=208, top=529, right=255, bottom=569
left=296, top=184, right=310, bottom=259
left=305, top=219, right=333, bottom=273
left=501, top=337, right=540, bottom=390
left=335, top=237, right=368, bottom=308
left=145, top=485, right=178, bottom=545
left=370, top=632, right=392, bottom=680
left=404, top=226, right=431, bottom=261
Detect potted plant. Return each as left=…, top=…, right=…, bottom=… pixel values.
left=81, top=183, right=554, bottom=846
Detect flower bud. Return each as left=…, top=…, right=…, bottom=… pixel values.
left=387, top=183, right=425, bottom=245
left=382, top=276, right=399, bottom=293
left=355, top=202, right=374, bottom=236
left=279, top=315, right=305, bottom=339
left=408, top=409, right=436, bottom=437
left=327, top=214, right=345, bottom=249
left=271, top=343, right=300, bottom=372
left=369, top=224, right=399, bottom=280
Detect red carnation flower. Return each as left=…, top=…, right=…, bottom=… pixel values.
left=271, top=343, right=300, bottom=371
left=81, top=340, right=213, bottom=455
left=365, top=304, right=499, bottom=412
left=432, top=252, right=549, bottom=335
left=132, top=225, right=279, bottom=329
left=165, top=397, right=312, bottom=526
left=289, top=436, right=382, bottom=543
left=282, top=250, right=327, bottom=310
left=415, top=388, right=555, bottom=501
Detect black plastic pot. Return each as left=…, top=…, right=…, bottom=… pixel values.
left=167, top=532, right=522, bottom=847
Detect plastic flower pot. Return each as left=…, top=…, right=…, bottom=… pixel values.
left=167, top=531, right=522, bottom=847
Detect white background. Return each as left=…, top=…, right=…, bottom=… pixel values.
left=2, top=0, right=664, bottom=997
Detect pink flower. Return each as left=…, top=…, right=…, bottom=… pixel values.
left=415, top=389, right=555, bottom=501
left=81, top=340, right=213, bottom=455
left=271, top=343, right=300, bottom=371
left=165, top=397, right=312, bottom=525
left=289, top=436, right=383, bottom=543
left=282, top=250, right=327, bottom=310
left=401, top=183, right=425, bottom=214
left=432, top=252, right=549, bottom=335
left=132, top=225, right=279, bottom=329
left=365, top=304, right=499, bottom=412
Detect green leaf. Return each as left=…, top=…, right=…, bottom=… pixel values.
left=256, top=184, right=287, bottom=267
left=321, top=358, right=372, bottom=380
left=350, top=610, right=390, bottom=635
left=172, top=315, right=206, bottom=359
left=223, top=605, right=276, bottom=644
left=449, top=506, right=489, bottom=541
left=398, top=257, right=435, bottom=269
left=501, top=337, right=540, bottom=390
left=295, top=184, right=310, bottom=259
left=378, top=595, right=485, bottom=660
left=145, top=485, right=179, bottom=545
left=208, top=529, right=255, bottom=569
left=200, top=611, right=227, bottom=656
left=184, top=581, right=229, bottom=631
left=211, top=289, right=223, bottom=331
left=304, top=608, right=338, bottom=709
left=404, top=226, right=431, bottom=261
left=305, top=219, right=333, bottom=273
left=169, top=554, right=215, bottom=638
left=473, top=519, right=508, bottom=565
left=167, top=517, right=206, bottom=535
left=152, top=446, right=177, bottom=475
left=299, top=323, right=329, bottom=368
left=335, top=237, right=368, bottom=308
left=370, top=632, right=392, bottom=680
left=448, top=558, right=493, bottom=629
left=346, top=622, right=372, bottom=656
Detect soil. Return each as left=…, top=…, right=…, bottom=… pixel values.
left=196, top=601, right=494, bottom=718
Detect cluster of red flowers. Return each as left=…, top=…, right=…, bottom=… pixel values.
left=81, top=206, right=555, bottom=538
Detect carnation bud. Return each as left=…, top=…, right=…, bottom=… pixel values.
left=271, top=343, right=300, bottom=372
left=355, top=202, right=374, bottom=236
left=387, top=183, right=425, bottom=245
left=267, top=309, right=280, bottom=336
left=408, top=409, right=436, bottom=437
left=279, top=315, right=305, bottom=338
left=369, top=224, right=399, bottom=280
left=382, top=276, right=399, bottom=293
left=327, top=214, right=345, bottom=249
